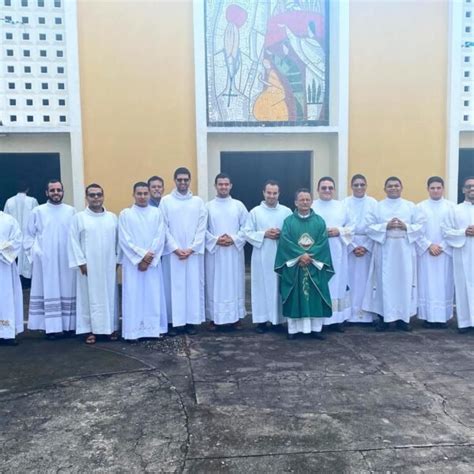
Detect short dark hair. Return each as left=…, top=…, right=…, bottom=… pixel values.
left=294, top=187, right=311, bottom=200
left=17, top=180, right=29, bottom=193
left=173, top=167, right=191, bottom=180
left=427, top=176, right=444, bottom=187
left=263, top=179, right=280, bottom=191
left=214, top=172, right=231, bottom=184
left=85, top=183, right=103, bottom=194
left=317, top=176, right=335, bottom=189
left=133, top=181, right=149, bottom=192
left=351, top=174, right=367, bottom=185
left=46, top=179, right=63, bottom=191
left=463, top=176, right=474, bottom=187
left=384, top=176, right=402, bottom=187
left=147, top=175, right=164, bottom=187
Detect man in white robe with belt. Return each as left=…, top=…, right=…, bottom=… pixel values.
left=343, top=174, right=378, bottom=324
left=160, top=167, right=207, bottom=335
left=68, top=184, right=120, bottom=344
left=0, top=211, right=24, bottom=346
left=206, top=173, right=248, bottom=329
left=245, top=180, right=291, bottom=333
left=442, top=176, right=474, bottom=333
left=25, top=180, right=76, bottom=339
left=416, top=176, right=455, bottom=327
left=362, top=177, right=425, bottom=331
left=4, top=181, right=38, bottom=282
left=119, top=182, right=167, bottom=341
left=312, top=177, right=353, bottom=332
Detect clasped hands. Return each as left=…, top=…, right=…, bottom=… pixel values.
left=216, top=234, right=234, bottom=247
left=327, top=227, right=340, bottom=237
left=387, top=218, right=407, bottom=231
left=353, top=246, right=367, bottom=257
left=466, top=225, right=474, bottom=237
left=298, top=253, right=313, bottom=267
left=173, top=248, right=193, bottom=260
left=264, top=228, right=281, bottom=240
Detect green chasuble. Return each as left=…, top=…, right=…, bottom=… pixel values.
left=275, top=210, right=334, bottom=319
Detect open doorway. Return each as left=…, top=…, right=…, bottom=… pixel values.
left=0, top=153, right=61, bottom=209
left=220, top=151, right=312, bottom=211
left=220, top=151, right=312, bottom=263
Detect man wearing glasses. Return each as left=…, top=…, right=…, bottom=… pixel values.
left=311, top=176, right=353, bottom=332
left=68, top=184, right=120, bottom=344
left=160, top=167, right=207, bottom=335
left=442, top=176, right=474, bottom=333
left=343, top=174, right=378, bottom=324
left=362, top=177, right=425, bottom=332
left=26, top=180, right=76, bottom=339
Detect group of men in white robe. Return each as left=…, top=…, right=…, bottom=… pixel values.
left=1, top=172, right=473, bottom=345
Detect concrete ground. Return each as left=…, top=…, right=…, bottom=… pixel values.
left=1, top=306, right=474, bottom=472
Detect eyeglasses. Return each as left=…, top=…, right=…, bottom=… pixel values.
left=176, top=178, right=190, bottom=183
left=87, top=192, right=103, bottom=198
left=352, top=183, right=366, bottom=188
left=320, top=186, right=334, bottom=191
left=464, top=185, right=474, bottom=189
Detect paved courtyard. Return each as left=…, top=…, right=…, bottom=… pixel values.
left=1, top=315, right=473, bottom=473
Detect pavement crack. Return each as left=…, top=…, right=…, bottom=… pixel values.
left=186, top=442, right=474, bottom=461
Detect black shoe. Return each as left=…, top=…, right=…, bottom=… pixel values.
left=186, top=325, right=197, bottom=335
left=334, top=323, right=345, bottom=333
left=437, top=323, right=448, bottom=329
left=422, top=321, right=432, bottom=329
left=287, top=333, right=296, bottom=340
left=255, top=323, right=267, bottom=334
left=396, top=321, right=412, bottom=332
left=167, top=326, right=178, bottom=337
left=375, top=318, right=388, bottom=332
left=311, top=332, right=326, bottom=340
left=458, top=327, right=469, bottom=334
left=46, top=333, right=58, bottom=340
left=0, top=339, right=19, bottom=346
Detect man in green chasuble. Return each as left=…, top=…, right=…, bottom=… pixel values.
left=275, top=189, right=334, bottom=340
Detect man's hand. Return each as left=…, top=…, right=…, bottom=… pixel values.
left=387, top=218, right=407, bottom=230
left=264, top=228, right=281, bottom=240
left=138, top=260, right=149, bottom=272
left=327, top=227, right=340, bottom=237
left=217, top=234, right=234, bottom=246
left=174, top=248, right=193, bottom=260
left=142, top=251, right=155, bottom=264
left=428, top=243, right=443, bottom=256
left=298, top=253, right=313, bottom=267
left=466, top=225, right=474, bottom=237
left=79, top=264, right=88, bottom=276
left=353, top=246, right=367, bottom=257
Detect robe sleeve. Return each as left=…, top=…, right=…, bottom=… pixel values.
left=3, top=199, right=12, bottom=214
left=23, top=209, right=39, bottom=263
left=159, top=203, right=179, bottom=255
left=0, top=217, right=22, bottom=265
left=442, top=207, right=467, bottom=249
left=244, top=210, right=265, bottom=249
left=118, top=211, right=149, bottom=266
left=190, top=201, right=207, bottom=254
left=148, top=212, right=165, bottom=267
left=415, top=204, right=431, bottom=255
left=406, top=203, right=425, bottom=244
left=229, top=203, right=249, bottom=251
left=68, top=214, right=86, bottom=268
left=365, top=207, right=387, bottom=244
left=336, top=207, right=353, bottom=247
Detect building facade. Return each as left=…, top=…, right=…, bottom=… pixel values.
left=0, top=0, right=472, bottom=213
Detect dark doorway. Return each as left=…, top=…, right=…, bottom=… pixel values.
left=0, top=153, right=61, bottom=209
left=220, top=151, right=312, bottom=211
left=458, top=149, right=474, bottom=203
left=220, top=151, right=312, bottom=263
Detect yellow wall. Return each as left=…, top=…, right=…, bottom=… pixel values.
left=77, top=0, right=196, bottom=213
left=349, top=0, right=448, bottom=201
